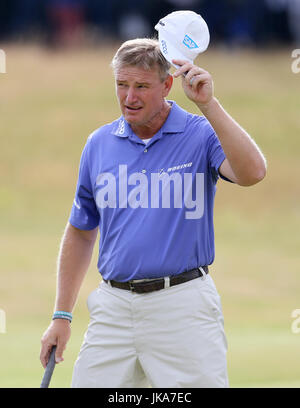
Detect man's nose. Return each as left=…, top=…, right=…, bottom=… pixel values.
left=125, top=87, right=138, bottom=105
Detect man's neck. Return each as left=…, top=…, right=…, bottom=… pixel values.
left=131, top=102, right=171, bottom=140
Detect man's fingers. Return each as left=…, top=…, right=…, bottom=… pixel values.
left=40, top=342, right=56, bottom=369
left=172, top=59, right=208, bottom=78
left=55, top=340, right=65, bottom=364
left=172, top=60, right=192, bottom=77
left=40, top=320, right=71, bottom=367
left=40, top=319, right=71, bottom=368
left=172, top=58, right=211, bottom=90
left=185, top=68, right=205, bottom=84
left=188, top=73, right=211, bottom=89
left=40, top=340, right=64, bottom=366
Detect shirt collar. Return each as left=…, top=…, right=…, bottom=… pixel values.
left=111, top=116, right=132, bottom=138
left=162, top=100, right=187, bottom=134
left=112, top=100, right=187, bottom=139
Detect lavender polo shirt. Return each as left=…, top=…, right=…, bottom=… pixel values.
left=69, top=101, right=228, bottom=281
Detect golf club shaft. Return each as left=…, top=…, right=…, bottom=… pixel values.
left=40, top=346, right=56, bottom=388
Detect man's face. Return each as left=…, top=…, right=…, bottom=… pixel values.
left=115, top=65, right=172, bottom=128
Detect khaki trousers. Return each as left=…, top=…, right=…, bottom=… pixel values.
left=71, top=274, right=228, bottom=388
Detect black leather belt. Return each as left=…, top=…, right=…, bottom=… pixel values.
left=103, top=266, right=209, bottom=294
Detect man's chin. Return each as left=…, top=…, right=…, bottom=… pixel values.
left=124, top=114, right=144, bottom=126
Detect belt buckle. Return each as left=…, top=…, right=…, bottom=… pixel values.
left=198, top=266, right=206, bottom=281
left=129, top=281, right=135, bottom=292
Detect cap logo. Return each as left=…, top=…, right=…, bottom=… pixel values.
left=183, top=35, right=199, bottom=50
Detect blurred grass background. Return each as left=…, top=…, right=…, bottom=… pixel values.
left=0, top=44, right=300, bottom=388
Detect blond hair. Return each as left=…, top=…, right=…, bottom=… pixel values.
left=111, top=38, right=171, bottom=81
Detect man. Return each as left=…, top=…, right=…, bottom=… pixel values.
left=40, top=38, right=266, bottom=387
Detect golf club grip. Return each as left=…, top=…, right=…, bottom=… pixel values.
left=40, top=346, right=56, bottom=388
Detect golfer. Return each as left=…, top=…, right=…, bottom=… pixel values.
left=40, top=37, right=266, bottom=388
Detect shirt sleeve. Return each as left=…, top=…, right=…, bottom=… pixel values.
left=69, top=137, right=100, bottom=230
left=207, top=131, right=232, bottom=184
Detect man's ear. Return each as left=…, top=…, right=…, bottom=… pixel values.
left=163, top=74, right=173, bottom=97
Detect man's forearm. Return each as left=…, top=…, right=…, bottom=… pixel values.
left=198, top=97, right=266, bottom=185
left=54, top=223, right=98, bottom=313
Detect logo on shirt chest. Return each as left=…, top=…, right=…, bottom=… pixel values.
left=95, top=165, right=204, bottom=219
left=153, top=162, right=193, bottom=177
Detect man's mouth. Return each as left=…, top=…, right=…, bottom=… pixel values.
left=125, top=106, right=142, bottom=111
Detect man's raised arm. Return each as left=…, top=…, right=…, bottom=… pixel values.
left=173, top=59, right=267, bottom=186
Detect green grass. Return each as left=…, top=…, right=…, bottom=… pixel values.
left=0, top=44, right=300, bottom=388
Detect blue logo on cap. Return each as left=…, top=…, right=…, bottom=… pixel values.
left=183, top=35, right=199, bottom=50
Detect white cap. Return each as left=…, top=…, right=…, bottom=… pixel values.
left=155, top=10, right=210, bottom=68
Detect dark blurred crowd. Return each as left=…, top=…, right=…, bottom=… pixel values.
left=0, top=0, right=299, bottom=47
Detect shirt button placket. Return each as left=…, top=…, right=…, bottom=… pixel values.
left=142, top=144, right=148, bottom=175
